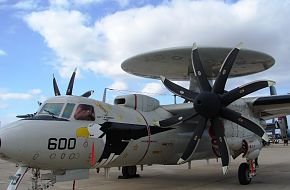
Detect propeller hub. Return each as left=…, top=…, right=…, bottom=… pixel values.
left=194, top=92, right=222, bottom=118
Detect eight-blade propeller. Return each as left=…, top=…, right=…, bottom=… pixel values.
left=157, top=43, right=273, bottom=175
left=53, top=68, right=94, bottom=97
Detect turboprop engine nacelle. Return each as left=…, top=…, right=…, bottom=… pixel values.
left=242, top=138, right=262, bottom=160
left=114, top=94, right=160, bottom=112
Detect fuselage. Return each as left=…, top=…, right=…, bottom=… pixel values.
left=0, top=95, right=260, bottom=170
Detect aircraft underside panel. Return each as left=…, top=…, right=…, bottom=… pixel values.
left=96, top=121, right=172, bottom=167
left=102, top=124, right=218, bottom=167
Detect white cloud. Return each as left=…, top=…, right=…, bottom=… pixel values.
left=29, top=88, right=42, bottom=95
left=0, top=49, right=7, bottom=56
left=49, top=0, right=103, bottom=8
left=25, top=9, right=106, bottom=78
left=176, top=81, right=190, bottom=88
left=0, top=92, right=32, bottom=101
left=49, top=0, right=131, bottom=9
left=23, top=0, right=290, bottom=92
left=0, top=104, right=8, bottom=109
left=0, top=114, right=18, bottom=127
left=72, top=0, right=103, bottom=6
left=141, top=82, right=167, bottom=95
left=49, top=0, right=70, bottom=9
left=109, top=81, right=128, bottom=90
left=13, top=0, right=40, bottom=10
left=0, top=89, right=42, bottom=101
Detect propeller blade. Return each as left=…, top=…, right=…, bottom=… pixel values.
left=211, top=118, right=230, bottom=175
left=160, top=76, right=197, bottom=102
left=81, top=90, right=94, bottom=98
left=222, top=80, right=275, bottom=106
left=213, top=43, right=242, bottom=94
left=178, top=117, right=208, bottom=164
left=156, top=108, right=198, bottom=127
left=53, top=74, right=61, bottom=96
left=66, top=68, right=77, bottom=95
left=221, top=108, right=269, bottom=142
left=191, top=43, right=212, bottom=92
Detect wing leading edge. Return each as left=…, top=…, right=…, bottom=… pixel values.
left=250, top=95, right=290, bottom=120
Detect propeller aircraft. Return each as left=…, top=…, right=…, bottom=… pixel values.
left=1, top=43, right=290, bottom=190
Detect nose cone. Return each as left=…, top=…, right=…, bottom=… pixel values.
left=0, top=124, right=9, bottom=160
left=0, top=121, right=25, bottom=162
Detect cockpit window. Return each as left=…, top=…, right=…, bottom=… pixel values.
left=62, top=103, right=75, bottom=119
left=39, top=103, right=64, bottom=117
left=74, top=104, right=95, bottom=121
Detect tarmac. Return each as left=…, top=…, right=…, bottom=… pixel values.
left=1, top=144, right=290, bottom=190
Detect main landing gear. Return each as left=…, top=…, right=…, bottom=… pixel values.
left=238, top=160, right=257, bottom=185
left=119, top=166, right=140, bottom=179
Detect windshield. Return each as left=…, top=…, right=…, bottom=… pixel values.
left=39, top=103, right=64, bottom=117
left=62, top=103, right=75, bottom=119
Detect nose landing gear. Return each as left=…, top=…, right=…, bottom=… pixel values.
left=30, top=168, right=55, bottom=190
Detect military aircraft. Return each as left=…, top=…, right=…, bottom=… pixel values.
left=1, top=43, right=290, bottom=190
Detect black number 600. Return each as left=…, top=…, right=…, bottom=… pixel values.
left=48, top=138, right=76, bottom=150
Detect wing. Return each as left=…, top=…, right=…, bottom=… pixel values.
left=250, top=95, right=290, bottom=120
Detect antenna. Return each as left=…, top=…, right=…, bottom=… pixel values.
left=102, top=88, right=108, bottom=103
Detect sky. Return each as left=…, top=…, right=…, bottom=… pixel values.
left=1, top=0, right=290, bottom=125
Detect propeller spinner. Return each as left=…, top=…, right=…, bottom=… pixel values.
left=157, top=43, right=273, bottom=174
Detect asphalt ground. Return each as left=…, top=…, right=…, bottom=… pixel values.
left=1, top=144, right=290, bottom=190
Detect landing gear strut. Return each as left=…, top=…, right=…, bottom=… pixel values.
left=30, top=168, right=56, bottom=189
left=238, top=160, right=256, bottom=185
left=119, top=166, right=140, bottom=179
left=31, top=168, right=41, bottom=190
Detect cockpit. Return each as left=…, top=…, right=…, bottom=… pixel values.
left=32, top=96, right=97, bottom=121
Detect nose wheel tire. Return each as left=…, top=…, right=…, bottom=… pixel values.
left=119, top=166, right=140, bottom=179
left=238, top=163, right=252, bottom=185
